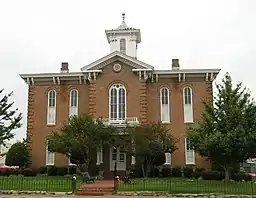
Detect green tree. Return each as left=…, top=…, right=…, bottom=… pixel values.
left=0, top=89, right=22, bottom=145
left=127, top=122, right=177, bottom=177
left=5, top=140, right=30, bottom=167
left=47, top=114, right=118, bottom=174
left=187, top=73, right=256, bottom=180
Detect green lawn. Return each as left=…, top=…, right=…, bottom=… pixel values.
left=118, top=178, right=256, bottom=195
left=0, top=175, right=81, bottom=192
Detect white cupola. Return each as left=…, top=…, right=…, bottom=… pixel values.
left=105, top=13, right=141, bottom=59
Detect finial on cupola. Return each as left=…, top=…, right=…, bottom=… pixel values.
left=122, top=13, right=125, bottom=22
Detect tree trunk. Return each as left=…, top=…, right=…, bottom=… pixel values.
left=224, top=168, right=230, bottom=181
left=141, top=163, right=145, bottom=177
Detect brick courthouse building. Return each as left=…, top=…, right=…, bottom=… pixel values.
left=20, top=14, right=220, bottom=178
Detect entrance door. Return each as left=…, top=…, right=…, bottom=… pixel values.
left=110, top=145, right=126, bottom=171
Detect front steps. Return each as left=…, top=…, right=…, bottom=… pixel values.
left=77, top=180, right=114, bottom=196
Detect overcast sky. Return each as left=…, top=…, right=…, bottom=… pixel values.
left=0, top=0, right=255, bottom=142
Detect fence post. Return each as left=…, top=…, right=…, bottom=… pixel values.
left=169, top=179, right=172, bottom=194
left=71, top=175, right=77, bottom=194
left=224, top=180, right=226, bottom=195
left=251, top=180, right=254, bottom=196
left=196, top=179, right=199, bottom=195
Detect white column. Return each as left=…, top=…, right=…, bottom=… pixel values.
left=96, top=147, right=103, bottom=165
left=131, top=156, right=136, bottom=165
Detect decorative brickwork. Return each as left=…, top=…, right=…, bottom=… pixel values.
left=206, top=81, right=213, bottom=103
left=88, top=82, right=96, bottom=116
left=26, top=85, right=35, bottom=160
left=139, top=81, right=147, bottom=124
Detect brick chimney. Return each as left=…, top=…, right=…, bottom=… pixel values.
left=172, top=59, right=179, bottom=70
left=61, top=62, right=69, bottom=73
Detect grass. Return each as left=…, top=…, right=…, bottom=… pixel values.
left=0, top=175, right=81, bottom=192
left=118, top=178, right=256, bottom=195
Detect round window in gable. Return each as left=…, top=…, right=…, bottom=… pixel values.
left=113, top=63, right=122, bottom=73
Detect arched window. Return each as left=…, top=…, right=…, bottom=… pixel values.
left=109, top=84, right=126, bottom=121
left=120, top=38, right=126, bottom=54
left=47, top=90, right=56, bottom=125
left=183, top=87, right=193, bottom=123
left=160, top=87, right=170, bottom=123
left=69, top=89, right=78, bottom=117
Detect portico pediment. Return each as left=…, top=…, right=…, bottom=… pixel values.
left=80, top=51, right=154, bottom=72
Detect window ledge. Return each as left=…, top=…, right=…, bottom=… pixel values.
left=185, top=162, right=195, bottom=165
left=184, top=121, right=194, bottom=124
left=68, top=164, right=77, bottom=166
left=47, top=124, right=56, bottom=127
left=164, top=163, right=171, bottom=165
left=161, top=121, right=171, bottom=124
left=45, top=164, right=54, bottom=166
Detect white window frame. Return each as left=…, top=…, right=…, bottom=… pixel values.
left=69, top=89, right=78, bottom=117
left=120, top=38, right=126, bottom=54
left=164, top=152, right=171, bottom=165
left=47, top=90, right=56, bottom=125
left=109, top=84, right=127, bottom=121
left=46, top=141, right=55, bottom=165
left=185, top=138, right=195, bottom=164
left=160, top=87, right=170, bottom=123
left=183, top=87, right=193, bottom=123
left=68, top=153, right=76, bottom=166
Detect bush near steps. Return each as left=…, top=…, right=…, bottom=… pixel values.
left=129, top=165, right=253, bottom=181
left=0, top=166, right=77, bottom=177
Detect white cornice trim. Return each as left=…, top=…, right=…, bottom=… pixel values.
left=19, top=72, right=84, bottom=78
left=132, top=69, right=153, bottom=71
left=154, top=69, right=221, bottom=74
left=80, top=51, right=154, bottom=71
left=19, top=70, right=102, bottom=78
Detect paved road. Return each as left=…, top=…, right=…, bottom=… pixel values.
left=0, top=196, right=170, bottom=198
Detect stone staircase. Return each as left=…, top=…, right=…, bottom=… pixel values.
left=77, top=180, right=115, bottom=196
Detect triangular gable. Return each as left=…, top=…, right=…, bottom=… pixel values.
left=80, top=51, right=154, bottom=71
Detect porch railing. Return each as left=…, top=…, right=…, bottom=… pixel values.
left=101, top=117, right=139, bottom=126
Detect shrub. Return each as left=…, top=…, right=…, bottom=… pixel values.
left=47, top=166, right=57, bottom=176
left=12, top=168, right=23, bottom=175
left=38, top=166, right=47, bottom=174
left=0, top=169, right=11, bottom=176
left=172, top=166, right=182, bottom=177
left=243, top=173, right=253, bottom=181
left=201, top=171, right=222, bottom=180
left=68, top=166, right=77, bottom=175
left=232, top=172, right=252, bottom=181
left=23, top=168, right=37, bottom=177
left=5, top=141, right=30, bottom=167
left=193, top=167, right=205, bottom=179
left=57, top=167, right=68, bottom=176
left=183, top=166, right=194, bottom=178
left=162, top=166, right=172, bottom=177
left=129, top=167, right=142, bottom=178
left=151, top=167, right=160, bottom=177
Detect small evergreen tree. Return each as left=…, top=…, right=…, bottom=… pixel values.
left=5, top=140, right=30, bottom=167
left=0, top=89, right=22, bottom=145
